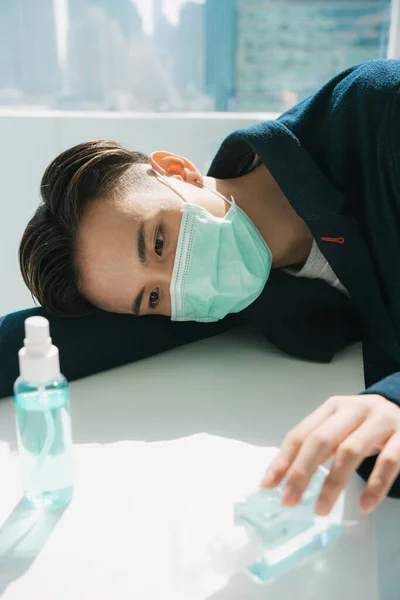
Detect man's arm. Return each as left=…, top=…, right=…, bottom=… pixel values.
left=0, top=307, right=232, bottom=399
left=261, top=60, right=400, bottom=509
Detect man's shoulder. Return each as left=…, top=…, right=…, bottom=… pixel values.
left=334, top=59, right=400, bottom=98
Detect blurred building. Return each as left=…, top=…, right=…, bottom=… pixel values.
left=127, top=33, right=184, bottom=111
left=205, top=0, right=238, bottom=111
left=67, top=0, right=142, bottom=109
left=175, top=2, right=205, bottom=99
left=0, top=0, right=60, bottom=99
left=0, top=0, right=392, bottom=112
left=69, top=0, right=142, bottom=37
left=67, top=4, right=129, bottom=109
left=153, top=0, right=211, bottom=110
left=233, top=0, right=391, bottom=112
left=153, top=0, right=180, bottom=101
left=154, top=0, right=176, bottom=59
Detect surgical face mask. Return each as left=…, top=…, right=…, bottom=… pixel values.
left=152, top=170, right=272, bottom=322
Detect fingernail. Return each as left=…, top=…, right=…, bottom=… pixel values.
left=315, top=496, right=331, bottom=515
left=282, top=486, right=301, bottom=505
left=261, top=470, right=277, bottom=487
left=361, top=494, right=377, bottom=513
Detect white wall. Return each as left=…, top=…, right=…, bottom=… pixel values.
left=0, top=111, right=277, bottom=317
left=0, top=115, right=59, bottom=315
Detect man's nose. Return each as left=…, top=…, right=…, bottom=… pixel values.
left=149, top=249, right=175, bottom=283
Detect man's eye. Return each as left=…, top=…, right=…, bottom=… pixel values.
left=155, top=229, right=164, bottom=256
left=149, top=288, right=159, bottom=308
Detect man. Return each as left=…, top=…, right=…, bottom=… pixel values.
left=3, top=59, right=400, bottom=515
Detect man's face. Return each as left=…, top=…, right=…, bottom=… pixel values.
left=76, top=163, right=225, bottom=317
left=76, top=169, right=183, bottom=317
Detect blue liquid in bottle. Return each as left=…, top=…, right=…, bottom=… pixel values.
left=14, top=317, right=73, bottom=509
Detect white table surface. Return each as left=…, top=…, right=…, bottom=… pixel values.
left=1, top=328, right=399, bottom=599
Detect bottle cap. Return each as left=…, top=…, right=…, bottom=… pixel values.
left=18, top=317, right=60, bottom=384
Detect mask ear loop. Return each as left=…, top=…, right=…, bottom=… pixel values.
left=194, top=178, right=235, bottom=207
left=152, top=168, right=188, bottom=203
left=153, top=169, right=234, bottom=208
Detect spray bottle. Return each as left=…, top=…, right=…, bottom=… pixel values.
left=13, top=316, right=73, bottom=509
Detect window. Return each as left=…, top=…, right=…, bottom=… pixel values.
left=0, top=0, right=394, bottom=113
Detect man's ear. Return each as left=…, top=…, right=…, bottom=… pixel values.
left=150, top=151, right=204, bottom=186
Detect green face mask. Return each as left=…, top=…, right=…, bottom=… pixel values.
left=153, top=170, right=272, bottom=322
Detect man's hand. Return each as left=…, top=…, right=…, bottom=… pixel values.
left=261, top=394, right=400, bottom=515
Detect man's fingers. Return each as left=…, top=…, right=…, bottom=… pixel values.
left=360, top=432, right=400, bottom=513
left=315, top=418, right=384, bottom=515
left=281, top=407, right=365, bottom=505
left=261, top=400, right=336, bottom=488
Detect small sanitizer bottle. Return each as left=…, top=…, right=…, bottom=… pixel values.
left=13, top=316, right=73, bottom=509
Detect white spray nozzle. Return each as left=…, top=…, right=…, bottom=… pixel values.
left=19, top=317, right=60, bottom=384
left=24, top=317, right=52, bottom=355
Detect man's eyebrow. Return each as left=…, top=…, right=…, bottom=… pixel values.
left=138, top=221, right=146, bottom=264
left=132, top=287, right=145, bottom=316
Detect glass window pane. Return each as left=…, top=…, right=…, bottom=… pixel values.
left=0, top=0, right=393, bottom=112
